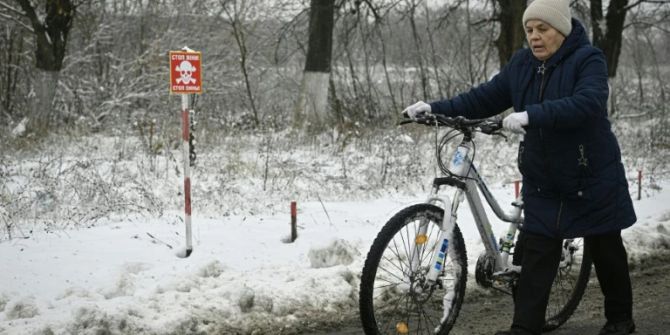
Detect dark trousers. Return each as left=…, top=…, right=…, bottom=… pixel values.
left=511, top=231, right=633, bottom=334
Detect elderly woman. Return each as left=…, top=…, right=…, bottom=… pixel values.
left=402, top=0, right=637, bottom=334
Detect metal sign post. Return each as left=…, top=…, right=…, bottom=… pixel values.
left=170, top=47, right=202, bottom=258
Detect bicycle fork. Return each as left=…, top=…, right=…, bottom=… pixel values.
left=408, top=186, right=464, bottom=284
left=408, top=142, right=471, bottom=284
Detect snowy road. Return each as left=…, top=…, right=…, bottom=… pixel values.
left=317, top=252, right=670, bottom=335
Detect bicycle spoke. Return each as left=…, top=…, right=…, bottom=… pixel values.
left=376, top=263, right=407, bottom=284
left=379, top=281, right=410, bottom=312
left=373, top=275, right=402, bottom=286
left=390, top=238, right=408, bottom=276
left=381, top=253, right=408, bottom=277
left=417, top=300, right=439, bottom=334
left=382, top=292, right=411, bottom=333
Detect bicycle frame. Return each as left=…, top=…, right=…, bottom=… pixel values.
left=361, top=117, right=591, bottom=335
left=409, top=137, right=524, bottom=284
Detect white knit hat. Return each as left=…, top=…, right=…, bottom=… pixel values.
left=522, top=0, right=572, bottom=36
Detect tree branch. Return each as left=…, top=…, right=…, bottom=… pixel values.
left=0, top=1, right=23, bottom=15
left=624, top=10, right=670, bottom=30
left=14, top=0, right=43, bottom=32
left=360, top=0, right=381, bottom=22
left=472, top=17, right=497, bottom=26
left=0, top=1, right=34, bottom=31
left=624, top=0, right=670, bottom=11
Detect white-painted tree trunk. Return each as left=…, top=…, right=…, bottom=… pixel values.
left=294, top=71, right=330, bottom=129
left=31, top=70, right=60, bottom=125
left=608, top=79, right=616, bottom=117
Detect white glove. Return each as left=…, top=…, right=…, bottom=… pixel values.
left=402, top=101, right=431, bottom=120
left=503, top=111, right=529, bottom=134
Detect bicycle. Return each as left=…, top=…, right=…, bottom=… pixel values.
left=359, top=114, right=592, bottom=334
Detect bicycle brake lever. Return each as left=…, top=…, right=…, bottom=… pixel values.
left=479, top=120, right=503, bottom=134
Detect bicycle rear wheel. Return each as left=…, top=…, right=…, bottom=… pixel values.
left=359, top=204, right=468, bottom=335
left=542, top=238, right=592, bottom=331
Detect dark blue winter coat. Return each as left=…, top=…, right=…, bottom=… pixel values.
left=429, top=19, right=636, bottom=239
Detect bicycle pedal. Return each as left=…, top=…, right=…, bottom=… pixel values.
left=490, top=268, right=520, bottom=293
left=491, top=270, right=519, bottom=294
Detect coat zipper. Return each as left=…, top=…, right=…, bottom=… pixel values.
left=537, top=61, right=564, bottom=231
left=538, top=61, right=547, bottom=99
left=538, top=61, right=547, bottom=169
left=538, top=61, right=548, bottom=176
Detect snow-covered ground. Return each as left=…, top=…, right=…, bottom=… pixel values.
left=1, top=130, right=669, bottom=334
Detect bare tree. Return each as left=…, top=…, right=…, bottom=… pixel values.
left=590, top=0, right=670, bottom=77
left=14, top=0, right=76, bottom=129
left=406, top=0, right=431, bottom=100
left=494, top=0, right=526, bottom=67
left=220, top=0, right=260, bottom=127
left=590, top=0, right=628, bottom=77
left=294, top=0, right=335, bottom=130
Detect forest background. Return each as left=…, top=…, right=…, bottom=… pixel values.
left=0, top=0, right=669, bottom=237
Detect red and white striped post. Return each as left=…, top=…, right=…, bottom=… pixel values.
left=170, top=48, right=201, bottom=258
left=181, top=95, right=193, bottom=256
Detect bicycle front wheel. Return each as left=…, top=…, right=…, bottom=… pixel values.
left=359, top=204, right=468, bottom=335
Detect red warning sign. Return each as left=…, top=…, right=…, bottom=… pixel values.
left=169, top=51, right=202, bottom=94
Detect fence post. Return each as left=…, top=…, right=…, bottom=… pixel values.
left=290, top=201, right=297, bottom=242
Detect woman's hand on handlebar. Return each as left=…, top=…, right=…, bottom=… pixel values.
left=502, top=111, right=528, bottom=134
left=401, top=101, right=431, bottom=121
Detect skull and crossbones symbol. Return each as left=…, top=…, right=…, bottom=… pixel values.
left=175, top=60, right=197, bottom=84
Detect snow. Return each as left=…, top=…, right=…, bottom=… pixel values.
left=1, top=131, right=669, bottom=334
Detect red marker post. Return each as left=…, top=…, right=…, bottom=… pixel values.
left=170, top=48, right=202, bottom=258
left=290, top=201, right=298, bottom=242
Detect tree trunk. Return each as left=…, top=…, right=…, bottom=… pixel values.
left=408, top=1, right=430, bottom=100
left=591, top=0, right=629, bottom=77
left=16, top=0, right=74, bottom=128
left=296, top=72, right=330, bottom=128
left=1, top=25, right=24, bottom=118
left=31, top=71, right=61, bottom=123
left=495, top=0, right=526, bottom=67
left=294, top=0, right=335, bottom=130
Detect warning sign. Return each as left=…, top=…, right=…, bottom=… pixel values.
left=170, top=51, right=202, bottom=94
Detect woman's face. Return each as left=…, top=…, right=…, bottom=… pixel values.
left=525, top=19, right=566, bottom=61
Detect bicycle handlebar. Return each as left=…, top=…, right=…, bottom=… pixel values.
left=400, top=114, right=504, bottom=136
